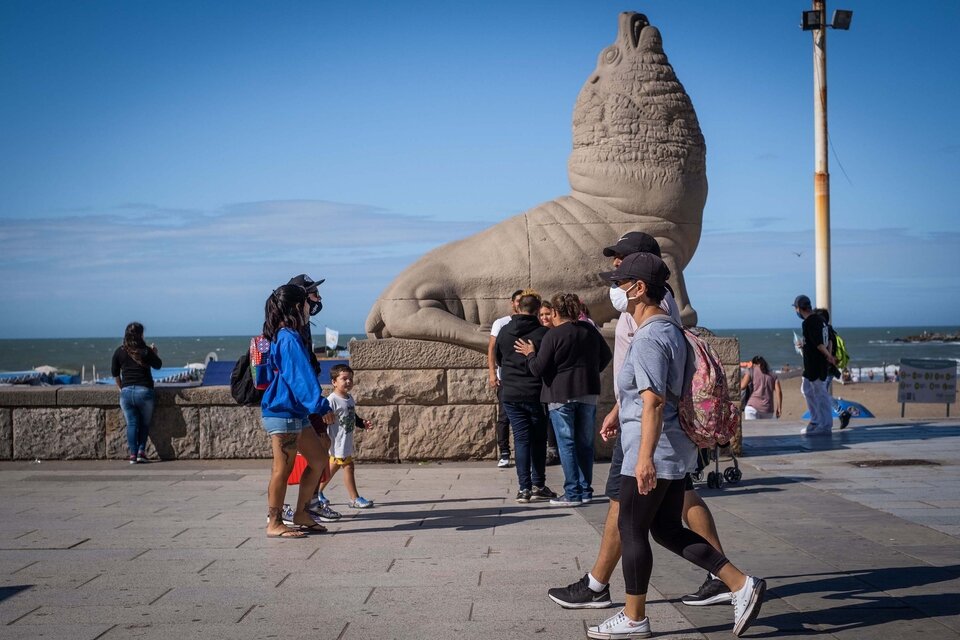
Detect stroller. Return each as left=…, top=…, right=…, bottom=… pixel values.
left=691, top=444, right=742, bottom=489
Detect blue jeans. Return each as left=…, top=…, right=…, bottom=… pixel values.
left=120, top=386, right=155, bottom=456
left=549, top=402, right=597, bottom=501
left=502, top=401, right=548, bottom=491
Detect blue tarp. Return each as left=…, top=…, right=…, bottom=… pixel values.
left=202, top=361, right=235, bottom=386
left=802, top=397, right=876, bottom=420
left=317, top=359, right=349, bottom=383
left=95, top=367, right=201, bottom=385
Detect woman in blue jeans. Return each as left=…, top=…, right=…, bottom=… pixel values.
left=111, top=322, right=162, bottom=464
left=516, top=293, right=612, bottom=506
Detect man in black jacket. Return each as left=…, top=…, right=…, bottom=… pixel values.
left=495, top=294, right=559, bottom=503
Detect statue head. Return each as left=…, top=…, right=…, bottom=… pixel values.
left=568, top=12, right=707, bottom=222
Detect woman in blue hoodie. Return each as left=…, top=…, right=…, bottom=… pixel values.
left=261, top=284, right=334, bottom=538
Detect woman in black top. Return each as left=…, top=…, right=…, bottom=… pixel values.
left=111, top=322, right=162, bottom=464
left=516, top=293, right=612, bottom=505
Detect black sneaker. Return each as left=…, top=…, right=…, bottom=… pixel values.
left=530, top=485, right=558, bottom=501
left=681, top=575, right=733, bottom=606
left=548, top=573, right=612, bottom=609
left=545, top=448, right=560, bottom=466
left=515, top=489, right=531, bottom=503
left=839, top=410, right=852, bottom=430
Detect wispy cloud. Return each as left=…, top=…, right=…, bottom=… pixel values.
left=0, top=200, right=491, bottom=336
left=0, top=199, right=488, bottom=267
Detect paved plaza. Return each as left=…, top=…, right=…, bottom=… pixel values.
left=1, top=418, right=958, bottom=639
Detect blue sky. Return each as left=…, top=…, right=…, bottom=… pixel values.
left=1, top=0, right=958, bottom=338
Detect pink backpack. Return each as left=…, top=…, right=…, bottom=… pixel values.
left=676, top=329, right=739, bottom=448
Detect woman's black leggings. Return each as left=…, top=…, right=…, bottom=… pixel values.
left=619, top=476, right=729, bottom=596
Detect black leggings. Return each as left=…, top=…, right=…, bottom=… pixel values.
left=619, top=476, right=729, bottom=596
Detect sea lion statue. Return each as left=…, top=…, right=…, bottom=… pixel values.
left=366, top=11, right=706, bottom=352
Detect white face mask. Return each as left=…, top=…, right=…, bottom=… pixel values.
left=609, top=283, right=639, bottom=313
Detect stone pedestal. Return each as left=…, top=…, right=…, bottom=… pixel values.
left=350, top=329, right=740, bottom=463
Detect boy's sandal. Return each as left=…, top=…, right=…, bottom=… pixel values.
left=267, top=528, right=306, bottom=539
left=297, top=522, right=327, bottom=533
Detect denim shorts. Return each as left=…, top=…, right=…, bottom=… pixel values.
left=261, top=416, right=307, bottom=436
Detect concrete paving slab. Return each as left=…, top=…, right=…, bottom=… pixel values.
left=1, top=419, right=959, bottom=638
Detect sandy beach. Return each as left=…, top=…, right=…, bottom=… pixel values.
left=773, top=375, right=953, bottom=421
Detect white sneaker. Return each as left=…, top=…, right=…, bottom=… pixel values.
left=497, top=457, right=511, bottom=468
left=800, top=424, right=830, bottom=436
left=586, top=609, right=651, bottom=639
left=732, top=576, right=766, bottom=637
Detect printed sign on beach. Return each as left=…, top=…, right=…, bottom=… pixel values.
left=898, top=358, right=957, bottom=404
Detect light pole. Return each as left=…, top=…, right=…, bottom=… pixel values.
left=801, top=2, right=852, bottom=315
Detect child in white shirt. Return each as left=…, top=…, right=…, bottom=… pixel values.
left=318, top=364, right=375, bottom=509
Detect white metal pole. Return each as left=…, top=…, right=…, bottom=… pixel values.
left=813, top=0, right=831, bottom=313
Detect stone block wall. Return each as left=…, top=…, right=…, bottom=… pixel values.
left=348, top=329, right=740, bottom=462
left=0, top=386, right=276, bottom=461
left=0, top=330, right=738, bottom=461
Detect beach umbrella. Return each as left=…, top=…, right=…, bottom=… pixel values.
left=802, top=397, right=875, bottom=420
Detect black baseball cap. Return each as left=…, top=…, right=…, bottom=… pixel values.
left=599, top=252, right=671, bottom=286
left=793, top=294, right=812, bottom=310
left=602, top=231, right=662, bottom=258
left=288, top=274, right=325, bottom=294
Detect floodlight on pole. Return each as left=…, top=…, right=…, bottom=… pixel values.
left=801, top=10, right=822, bottom=31
left=831, top=10, right=853, bottom=30
left=800, top=0, right=852, bottom=316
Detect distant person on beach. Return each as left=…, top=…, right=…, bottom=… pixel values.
left=316, top=364, right=376, bottom=509
left=584, top=252, right=765, bottom=639
left=549, top=231, right=734, bottom=614
left=488, top=289, right=525, bottom=468
left=516, top=293, right=612, bottom=506
left=794, top=295, right=836, bottom=436
left=112, top=322, right=162, bottom=464
left=260, top=284, right=335, bottom=538
left=741, top=356, right=782, bottom=420
left=495, top=293, right=558, bottom=503
left=286, top=274, right=342, bottom=523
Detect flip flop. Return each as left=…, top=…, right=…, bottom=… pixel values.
left=296, top=523, right=327, bottom=533
left=267, top=528, right=306, bottom=539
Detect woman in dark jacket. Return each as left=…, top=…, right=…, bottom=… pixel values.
left=112, top=322, right=162, bottom=464
left=516, top=293, right=612, bottom=505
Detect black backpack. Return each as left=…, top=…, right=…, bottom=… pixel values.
left=230, top=352, right=264, bottom=407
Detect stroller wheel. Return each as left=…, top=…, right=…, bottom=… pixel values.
left=724, top=467, right=742, bottom=484
left=707, top=471, right=720, bottom=489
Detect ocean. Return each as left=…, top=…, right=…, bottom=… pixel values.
left=0, top=327, right=957, bottom=379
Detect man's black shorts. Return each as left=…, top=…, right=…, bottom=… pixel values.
left=604, top=435, right=624, bottom=500
left=607, top=439, right=708, bottom=498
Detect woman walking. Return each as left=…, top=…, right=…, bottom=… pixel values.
left=112, top=323, right=162, bottom=464
left=260, top=285, right=335, bottom=539
left=516, top=293, right=612, bottom=506
left=741, top=356, right=782, bottom=420
left=588, top=252, right=765, bottom=639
